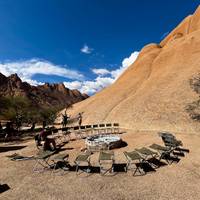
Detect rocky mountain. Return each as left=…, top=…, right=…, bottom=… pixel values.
left=59, top=6, right=200, bottom=133
left=0, top=73, right=88, bottom=108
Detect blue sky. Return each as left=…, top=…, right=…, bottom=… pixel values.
left=0, top=0, right=199, bottom=94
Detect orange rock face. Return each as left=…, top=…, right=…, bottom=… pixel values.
left=59, top=6, right=200, bottom=133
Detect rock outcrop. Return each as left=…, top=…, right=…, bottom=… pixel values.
left=0, top=73, right=88, bottom=108
left=59, top=6, right=200, bottom=133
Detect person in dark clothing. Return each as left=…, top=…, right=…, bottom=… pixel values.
left=15, top=114, right=22, bottom=131
left=34, top=133, right=42, bottom=147
left=30, top=122, right=36, bottom=131
left=42, top=121, right=46, bottom=129
left=5, top=122, right=12, bottom=136
left=0, top=122, right=2, bottom=132
left=4, top=122, right=15, bottom=140
left=78, top=113, right=82, bottom=127
left=62, top=112, right=69, bottom=128
left=40, top=129, right=56, bottom=151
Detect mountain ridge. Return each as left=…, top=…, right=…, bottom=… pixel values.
left=0, top=73, right=88, bottom=109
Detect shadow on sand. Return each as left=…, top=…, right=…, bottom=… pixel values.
left=0, top=184, right=10, bottom=194
left=148, top=157, right=167, bottom=168
left=0, top=145, right=27, bottom=153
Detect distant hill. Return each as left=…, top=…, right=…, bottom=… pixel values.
left=58, top=6, right=200, bottom=133
left=0, top=73, right=88, bottom=109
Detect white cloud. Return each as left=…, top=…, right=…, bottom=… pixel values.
left=0, top=58, right=84, bottom=85
left=80, top=44, right=93, bottom=54
left=111, top=51, right=139, bottom=80
left=63, top=81, right=83, bottom=90
left=0, top=51, right=139, bottom=95
left=64, top=76, right=113, bottom=94
left=122, top=51, right=139, bottom=68
left=65, top=51, right=139, bottom=94
left=23, top=79, right=43, bottom=86
left=92, top=68, right=110, bottom=76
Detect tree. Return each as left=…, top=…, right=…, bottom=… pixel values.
left=0, top=95, right=69, bottom=130
left=0, top=96, right=31, bottom=130
left=186, top=74, right=200, bottom=121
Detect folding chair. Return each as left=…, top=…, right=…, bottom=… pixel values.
left=99, top=124, right=106, bottom=134
left=124, top=150, right=145, bottom=176
left=149, top=143, right=175, bottom=164
left=99, top=151, right=114, bottom=175
left=51, top=153, right=69, bottom=175
left=135, top=147, right=158, bottom=168
left=85, top=125, right=92, bottom=135
left=105, top=123, right=112, bottom=134
left=92, top=124, right=99, bottom=134
left=113, top=123, right=120, bottom=134
left=33, top=150, right=55, bottom=173
left=158, top=132, right=175, bottom=138
left=158, top=132, right=183, bottom=147
left=162, top=136, right=183, bottom=148
left=80, top=126, right=87, bottom=138
left=74, top=152, right=91, bottom=175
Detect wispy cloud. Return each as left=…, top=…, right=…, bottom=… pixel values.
left=80, top=44, right=93, bottom=54
left=64, top=51, right=139, bottom=94
left=0, top=51, right=139, bottom=95
left=111, top=51, right=139, bottom=80
left=92, top=68, right=110, bottom=76
left=64, top=76, right=114, bottom=94
left=0, top=58, right=84, bottom=85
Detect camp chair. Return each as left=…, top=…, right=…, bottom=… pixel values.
left=33, top=150, right=55, bottom=173
left=85, top=125, right=92, bottom=135
left=158, top=132, right=183, bottom=147
left=92, top=124, right=99, bottom=134
left=98, top=124, right=106, bottom=134
left=158, top=132, right=175, bottom=138
left=99, top=151, right=115, bottom=175
left=135, top=147, right=158, bottom=168
left=124, top=150, right=145, bottom=176
left=51, top=154, right=69, bottom=175
left=162, top=136, right=183, bottom=148
left=80, top=126, right=87, bottom=138
left=113, top=123, right=120, bottom=134
left=105, top=123, right=112, bottom=134
left=74, top=152, right=91, bottom=175
left=149, top=143, right=174, bottom=164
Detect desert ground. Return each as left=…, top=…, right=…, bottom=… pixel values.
left=0, top=129, right=200, bottom=200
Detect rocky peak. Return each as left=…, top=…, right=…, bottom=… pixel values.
left=8, top=73, right=21, bottom=83
left=57, top=83, right=67, bottom=92
left=160, top=5, right=200, bottom=47
left=0, top=73, right=7, bottom=84
left=0, top=73, right=88, bottom=109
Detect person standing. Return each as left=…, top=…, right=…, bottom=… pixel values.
left=42, top=120, right=46, bottom=129
left=0, top=122, right=2, bottom=132
left=62, top=112, right=69, bottom=128
left=5, top=122, right=13, bottom=140
left=78, top=113, right=82, bottom=127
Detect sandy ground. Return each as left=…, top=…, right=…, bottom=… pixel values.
left=0, top=130, right=200, bottom=200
